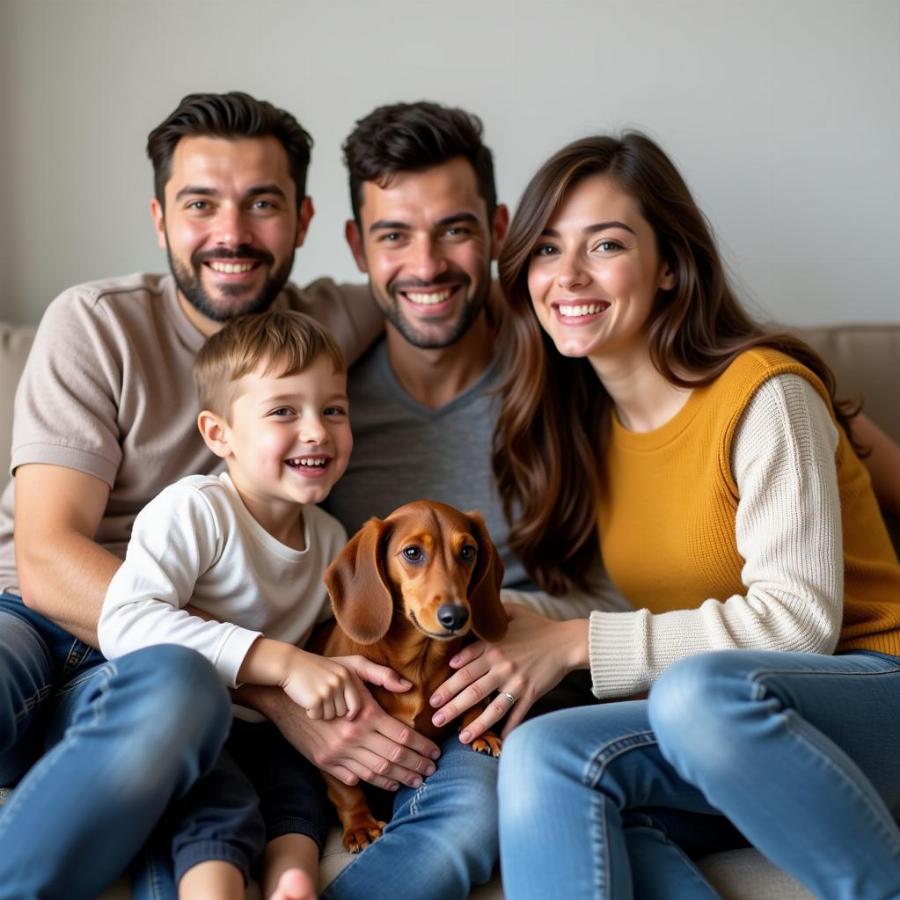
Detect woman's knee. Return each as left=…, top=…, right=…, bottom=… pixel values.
left=499, top=716, right=557, bottom=792
left=648, top=652, right=755, bottom=773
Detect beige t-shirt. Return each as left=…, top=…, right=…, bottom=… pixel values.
left=0, top=272, right=379, bottom=595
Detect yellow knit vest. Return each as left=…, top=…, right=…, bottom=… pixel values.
left=597, top=348, right=900, bottom=655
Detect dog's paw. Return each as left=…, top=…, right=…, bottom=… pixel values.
left=470, top=731, right=502, bottom=758
left=342, top=820, right=386, bottom=854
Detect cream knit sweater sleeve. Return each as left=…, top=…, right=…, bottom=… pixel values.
left=587, top=374, right=843, bottom=700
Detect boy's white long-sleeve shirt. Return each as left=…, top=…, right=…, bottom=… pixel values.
left=99, top=472, right=346, bottom=688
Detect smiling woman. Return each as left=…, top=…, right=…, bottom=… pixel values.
left=481, top=132, right=900, bottom=899
left=525, top=173, right=675, bottom=370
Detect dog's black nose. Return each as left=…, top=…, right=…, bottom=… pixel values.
left=437, top=604, right=470, bottom=632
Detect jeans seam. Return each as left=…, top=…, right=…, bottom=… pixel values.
left=62, top=641, right=84, bottom=673
left=749, top=666, right=900, bottom=856
left=0, top=663, right=114, bottom=845
left=584, top=730, right=658, bottom=789
left=141, top=847, right=168, bottom=900
left=747, top=662, right=900, bottom=684
left=323, top=778, right=429, bottom=897
left=582, top=730, right=658, bottom=900
left=407, top=780, right=428, bottom=819
left=593, top=788, right=608, bottom=899
left=12, top=682, right=55, bottom=725
left=54, top=661, right=107, bottom=697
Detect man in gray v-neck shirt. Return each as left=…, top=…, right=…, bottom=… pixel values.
left=320, top=102, right=628, bottom=900
left=326, top=340, right=529, bottom=586
left=319, top=101, right=513, bottom=900
left=325, top=102, right=531, bottom=593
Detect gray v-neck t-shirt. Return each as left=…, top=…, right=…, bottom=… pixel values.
left=325, top=338, right=531, bottom=590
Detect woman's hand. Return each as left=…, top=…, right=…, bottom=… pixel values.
left=428, top=603, right=589, bottom=741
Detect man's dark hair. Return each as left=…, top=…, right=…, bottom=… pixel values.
left=342, top=101, right=497, bottom=223
left=146, top=91, right=313, bottom=209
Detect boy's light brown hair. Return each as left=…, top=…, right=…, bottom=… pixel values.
left=193, top=309, right=346, bottom=418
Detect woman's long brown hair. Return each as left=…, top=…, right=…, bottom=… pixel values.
left=493, top=133, right=861, bottom=595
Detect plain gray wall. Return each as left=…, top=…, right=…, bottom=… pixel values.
left=2, top=0, right=898, bottom=327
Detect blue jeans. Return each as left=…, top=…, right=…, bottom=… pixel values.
left=322, top=733, right=500, bottom=900
left=135, top=728, right=499, bottom=900
left=0, top=593, right=232, bottom=900
left=135, top=718, right=328, bottom=894
left=498, top=649, right=900, bottom=900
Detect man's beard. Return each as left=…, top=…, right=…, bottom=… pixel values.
left=379, top=272, right=489, bottom=350
left=169, top=244, right=294, bottom=323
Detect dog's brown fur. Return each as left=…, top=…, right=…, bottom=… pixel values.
left=309, top=500, right=507, bottom=853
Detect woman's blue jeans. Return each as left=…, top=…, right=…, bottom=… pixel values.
left=498, top=648, right=900, bottom=900
left=0, top=592, right=232, bottom=900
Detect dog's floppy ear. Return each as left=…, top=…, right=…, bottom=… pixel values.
left=465, top=511, right=507, bottom=642
left=324, top=517, right=394, bottom=645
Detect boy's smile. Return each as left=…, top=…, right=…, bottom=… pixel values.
left=215, top=354, right=352, bottom=545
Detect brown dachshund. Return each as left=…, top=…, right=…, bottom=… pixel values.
left=310, top=499, right=507, bottom=853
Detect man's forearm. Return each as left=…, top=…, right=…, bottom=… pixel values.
left=18, top=531, right=120, bottom=646
left=233, top=681, right=283, bottom=717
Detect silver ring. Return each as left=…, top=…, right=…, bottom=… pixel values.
left=499, top=690, right=516, bottom=705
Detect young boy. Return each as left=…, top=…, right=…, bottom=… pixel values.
left=99, top=310, right=408, bottom=900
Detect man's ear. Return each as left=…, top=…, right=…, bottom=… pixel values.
left=490, top=203, right=510, bottom=259
left=150, top=197, right=167, bottom=251
left=345, top=219, right=369, bottom=274
left=295, top=196, right=315, bottom=248
left=197, top=410, right=231, bottom=459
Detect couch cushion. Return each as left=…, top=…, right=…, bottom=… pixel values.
left=0, top=322, right=35, bottom=479
left=797, top=324, right=900, bottom=443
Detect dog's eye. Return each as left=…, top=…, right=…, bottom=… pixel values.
left=402, top=546, right=424, bottom=562
left=460, top=545, right=477, bottom=562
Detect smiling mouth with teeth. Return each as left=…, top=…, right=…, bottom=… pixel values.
left=286, top=457, right=329, bottom=469
left=557, top=301, right=610, bottom=318
left=206, top=261, right=258, bottom=275
left=402, top=288, right=454, bottom=306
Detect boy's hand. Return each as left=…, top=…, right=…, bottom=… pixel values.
left=282, top=648, right=361, bottom=720
left=332, top=655, right=412, bottom=694
left=238, top=637, right=382, bottom=720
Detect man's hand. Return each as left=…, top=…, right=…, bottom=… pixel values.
left=237, top=677, right=441, bottom=790
left=428, top=603, right=589, bottom=742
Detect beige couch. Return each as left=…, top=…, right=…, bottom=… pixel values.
left=2, top=319, right=899, bottom=899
